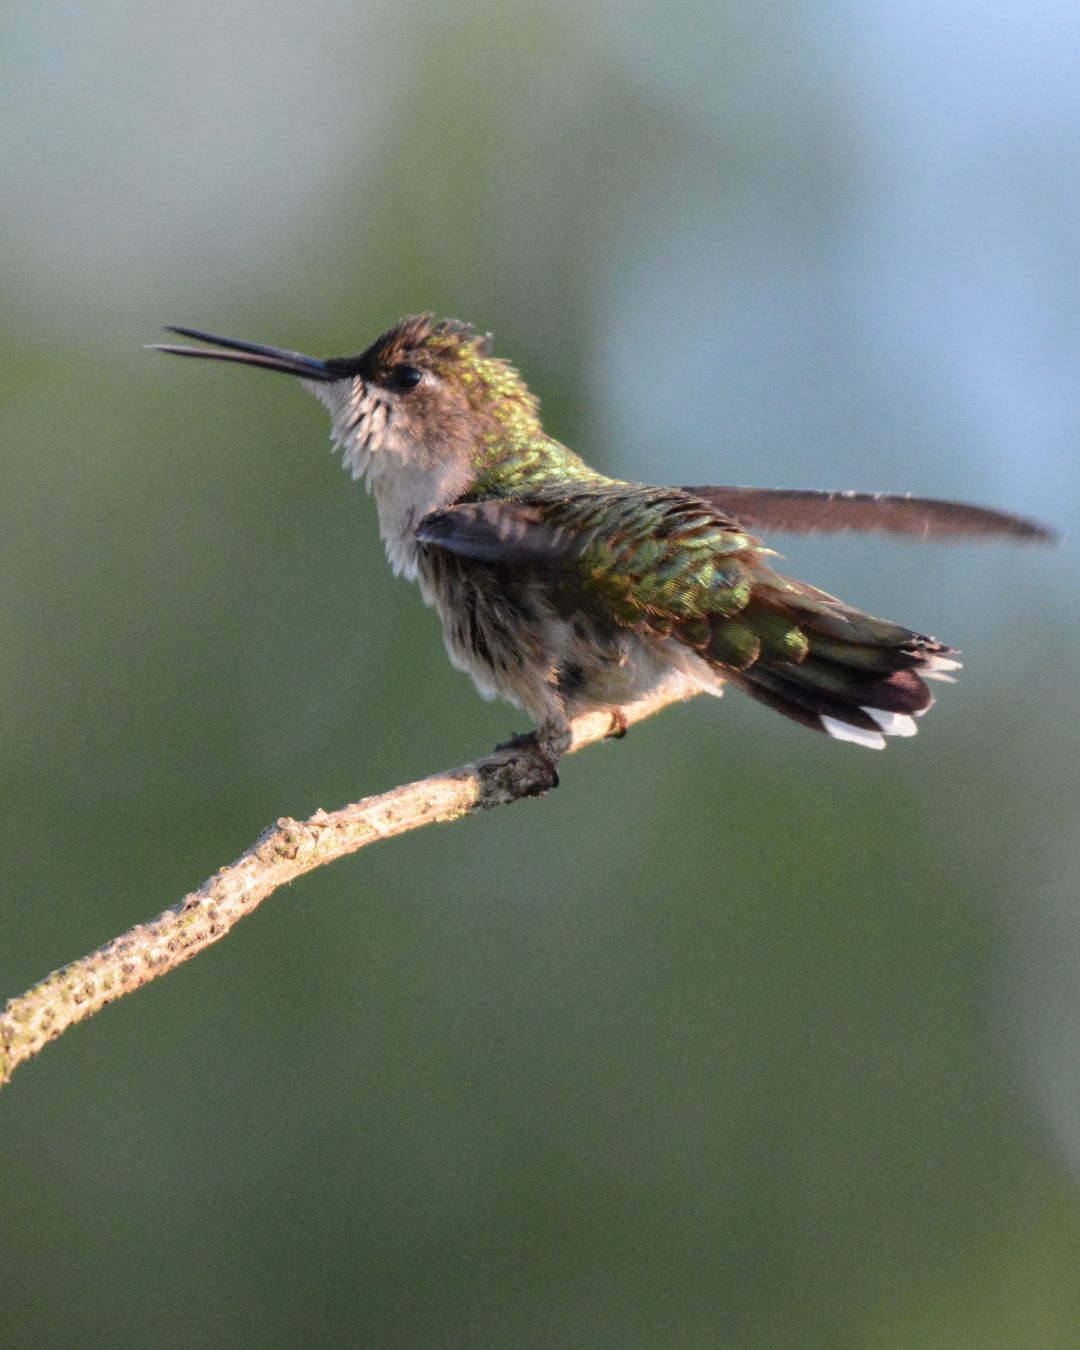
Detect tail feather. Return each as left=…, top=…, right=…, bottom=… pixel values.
left=793, top=629, right=923, bottom=674
left=729, top=665, right=890, bottom=738
left=768, top=657, right=934, bottom=714
left=713, top=588, right=958, bottom=749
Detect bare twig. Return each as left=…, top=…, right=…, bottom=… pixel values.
left=0, top=686, right=696, bottom=1088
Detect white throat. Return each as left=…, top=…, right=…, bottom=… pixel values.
left=302, top=375, right=470, bottom=578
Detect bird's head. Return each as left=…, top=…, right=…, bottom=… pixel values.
left=149, top=314, right=541, bottom=489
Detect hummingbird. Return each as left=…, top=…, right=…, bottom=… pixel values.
left=149, top=315, right=1053, bottom=775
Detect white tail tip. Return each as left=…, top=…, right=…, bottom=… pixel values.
left=864, top=708, right=919, bottom=738
left=820, top=716, right=887, bottom=750
left=923, top=653, right=962, bottom=684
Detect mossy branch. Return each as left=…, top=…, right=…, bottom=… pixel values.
left=0, top=687, right=695, bottom=1089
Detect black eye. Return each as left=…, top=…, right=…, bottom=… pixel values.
left=391, top=364, right=423, bottom=390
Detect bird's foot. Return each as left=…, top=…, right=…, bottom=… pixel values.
left=495, top=730, right=536, bottom=753
left=493, top=729, right=561, bottom=795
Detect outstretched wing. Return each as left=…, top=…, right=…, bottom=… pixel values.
left=682, top=486, right=1056, bottom=544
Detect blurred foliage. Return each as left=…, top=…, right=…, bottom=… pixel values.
left=3, top=2, right=1080, bottom=1347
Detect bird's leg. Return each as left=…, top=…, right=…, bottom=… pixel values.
left=492, top=727, right=564, bottom=794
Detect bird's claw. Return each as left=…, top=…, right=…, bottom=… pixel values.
left=493, top=729, right=560, bottom=794
left=606, top=709, right=629, bottom=739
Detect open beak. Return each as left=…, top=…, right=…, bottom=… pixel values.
left=146, top=326, right=338, bottom=382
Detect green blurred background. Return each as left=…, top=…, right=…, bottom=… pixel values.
left=4, top=2, right=1080, bottom=1346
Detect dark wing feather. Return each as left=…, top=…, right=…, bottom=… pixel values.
left=682, top=486, right=1057, bottom=544
left=415, top=501, right=591, bottom=565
